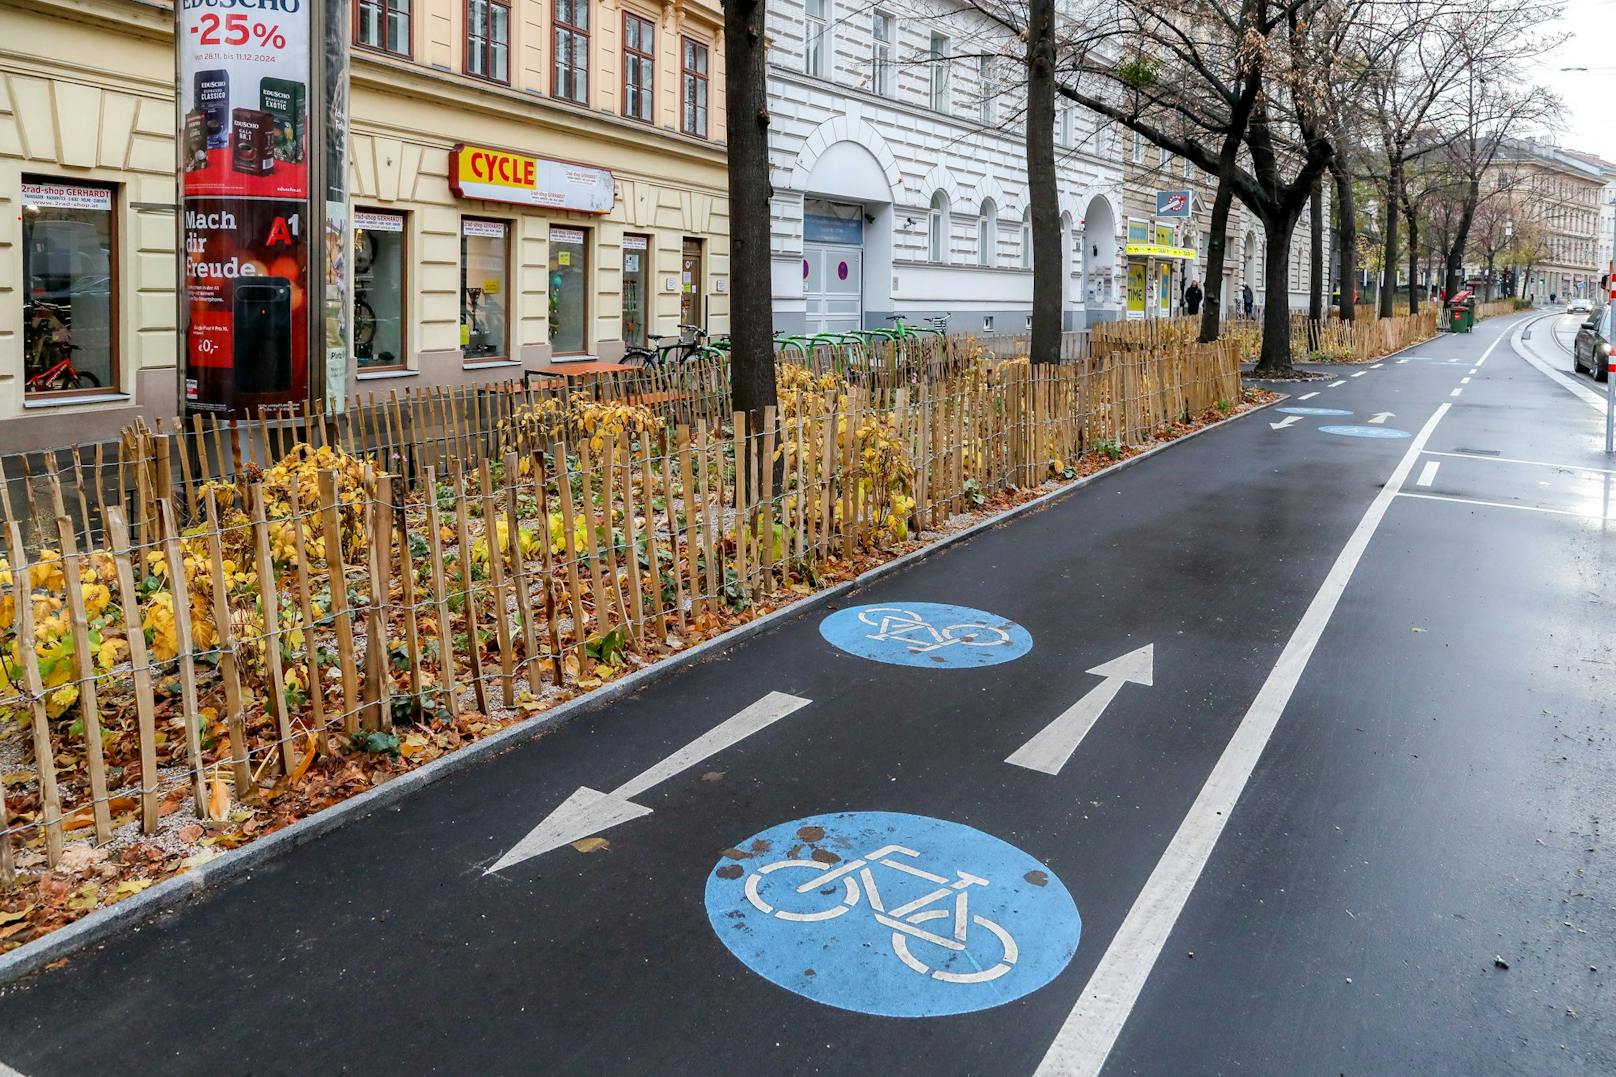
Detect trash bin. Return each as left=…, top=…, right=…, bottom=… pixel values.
left=1461, top=302, right=1476, bottom=332
left=1448, top=302, right=1471, bottom=333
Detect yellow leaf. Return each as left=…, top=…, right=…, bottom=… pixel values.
left=570, top=836, right=610, bottom=853
left=110, top=879, right=153, bottom=902
left=207, top=774, right=231, bottom=821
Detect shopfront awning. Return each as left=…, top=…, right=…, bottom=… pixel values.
left=1125, top=242, right=1197, bottom=259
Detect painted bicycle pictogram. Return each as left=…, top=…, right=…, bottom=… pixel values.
left=855, top=606, right=1014, bottom=653
left=743, top=843, right=1018, bottom=983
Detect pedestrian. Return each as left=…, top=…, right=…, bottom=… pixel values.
left=1184, top=279, right=1203, bottom=316
left=1241, top=283, right=1254, bottom=317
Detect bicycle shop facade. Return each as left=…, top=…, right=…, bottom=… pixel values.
left=3, top=0, right=731, bottom=454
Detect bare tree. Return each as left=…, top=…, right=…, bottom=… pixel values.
left=1027, top=0, right=1063, bottom=363
left=725, top=0, right=778, bottom=427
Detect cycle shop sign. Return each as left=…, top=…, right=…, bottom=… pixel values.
left=705, top=811, right=1082, bottom=1017
left=819, top=602, right=1033, bottom=668
left=178, top=0, right=315, bottom=416
left=449, top=143, right=616, bottom=213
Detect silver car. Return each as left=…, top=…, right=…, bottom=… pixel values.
left=1573, top=305, right=1612, bottom=382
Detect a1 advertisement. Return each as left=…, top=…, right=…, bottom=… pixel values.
left=178, top=0, right=311, bottom=416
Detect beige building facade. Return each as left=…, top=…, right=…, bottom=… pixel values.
left=2, top=0, right=729, bottom=453
left=1482, top=140, right=1606, bottom=304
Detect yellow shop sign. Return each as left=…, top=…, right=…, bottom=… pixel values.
left=1125, top=242, right=1197, bottom=260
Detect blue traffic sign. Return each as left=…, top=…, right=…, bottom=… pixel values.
left=1276, top=406, right=1352, bottom=416
left=705, top=811, right=1081, bottom=1017
left=1319, top=424, right=1413, bottom=439
left=819, top=603, right=1032, bottom=668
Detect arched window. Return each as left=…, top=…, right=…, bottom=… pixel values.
left=1021, top=209, right=1033, bottom=269
left=929, top=191, right=951, bottom=263
left=978, top=198, right=997, bottom=267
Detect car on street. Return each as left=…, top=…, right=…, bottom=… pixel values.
left=1573, top=304, right=1612, bottom=381
left=1568, top=298, right=1593, bottom=314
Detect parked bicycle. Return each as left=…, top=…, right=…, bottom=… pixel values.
left=23, top=302, right=99, bottom=392
left=623, top=323, right=727, bottom=368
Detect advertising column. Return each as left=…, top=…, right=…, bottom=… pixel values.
left=177, top=0, right=347, bottom=418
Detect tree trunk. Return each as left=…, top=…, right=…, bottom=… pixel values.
left=1378, top=157, right=1401, bottom=319
left=1308, top=180, right=1323, bottom=350
left=1253, top=214, right=1300, bottom=376
left=1404, top=201, right=1420, bottom=315
left=724, top=0, right=777, bottom=425
left=1332, top=162, right=1356, bottom=322
left=1199, top=173, right=1236, bottom=343
left=1444, top=176, right=1479, bottom=305
left=1026, top=0, right=1061, bottom=364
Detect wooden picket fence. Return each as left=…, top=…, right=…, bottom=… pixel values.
left=0, top=339, right=1242, bottom=885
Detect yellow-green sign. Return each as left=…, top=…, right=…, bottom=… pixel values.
left=1125, top=242, right=1197, bottom=260
left=1126, top=263, right=1147, bottom=314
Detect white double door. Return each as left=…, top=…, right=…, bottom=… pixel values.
left=804, top=243, right=864, bottom=336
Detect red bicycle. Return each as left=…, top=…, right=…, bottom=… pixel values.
left=24, top=303, right=99, bottom=392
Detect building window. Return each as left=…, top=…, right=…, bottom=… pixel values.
left=354, top=209, right=407, bottom=370
left=872, top=11, right=895, bottom=96
left=1183, top=156, right=1194, bottom=179
left=622, top=234, right=651, bottom=348
left=1131, top=133, right=1144, bottom=164
left=21, top=178, right=116, bottom=395
left=357, top=0, right=410, bottom=56
left=623, top=11, right=655, bottom=123
left=978, top=56, right=994, bottom=124
left=1021, top=209, right=1032, bottom=269
left=978, top=199, right=997, bottom=267
left=805, top=0, right=829, bottom=78
left=929, top=34, right=950, bottom=112
left=929, top=190, right=951, bottom=263
left=554, top=0, right=590, bottom=103
left=1058, top=105, right=1072, bottom=147
left=681, top=38, right=709, bottom=137
left=461, top=218, right=509, bottom=361
left=549, top=227, right=589, bottom=355
left=466, top=0, right=509, bottom=83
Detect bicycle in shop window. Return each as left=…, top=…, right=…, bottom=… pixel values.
left=23, top=301, right=100, bottom=392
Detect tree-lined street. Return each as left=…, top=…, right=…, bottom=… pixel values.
left=3, top=311, right=1610, bottom=1074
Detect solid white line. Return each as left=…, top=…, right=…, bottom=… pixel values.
left=1034, top=403, right=1452, bottom=1077
left=1416, top=461, right=1439, bottom=487
left=1512, top=319, right=1606, bottom=413
left=1449, top=387, right=1463, bottom=397
left=1422, top=450, right=1616, bottom=476
left=1298, top=391, right=1319, bottom=401
left=1350, top=371, right=1367, bottom=378
left=1329, top=379, right=1346, bottom=387
left=1398, top=491, right=1611, bottom=522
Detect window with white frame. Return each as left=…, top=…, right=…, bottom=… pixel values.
left=1058, top=104, right=1072, bottom=147
left=929, top=190, right=951, bottom=262
left=1021, top=209, right=1032, bottom=269
left=872, top=11, right=895, bottom=96
left=1131, top=133, right=1144, bottom=164
left=929, top=34, right=950, bottom=112
left=978, top=56, right=994, bottom=124
left=978, top=199, right=997, bottom=267
left=1183, top=156, right=1193, bottom=179
left=805, top=0, right=829, bottom=78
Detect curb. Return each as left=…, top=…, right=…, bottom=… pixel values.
left=0, top=394, right=1279, bottom=989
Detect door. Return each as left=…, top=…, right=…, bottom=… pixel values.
left=804, top=244, right=863, bottom=336
left=622, top=234, right=650, bottom=348
left=680, top=239, right=703, bottom=328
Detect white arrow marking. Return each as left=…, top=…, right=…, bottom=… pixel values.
left=1269, top=415, right=1301, bottom=430
left=1006, top=645, right=1154, bottom=775
left=1367, top=411, right=1394, bottom=424
left=486, top=691, right=812, bottom=873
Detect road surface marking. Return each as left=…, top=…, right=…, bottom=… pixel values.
left=1511, top=321, right=1605, bottom=412
left=1269, top=415, right=1301, bottom=430
left=1449, top=388, right=1463, bottom=397
left=1328, top=379, right=1346, bottom=387
left=1350, top=371, right=1367, bottom=378
left=1370, top=363, right=1384, bottom=369
left=1033, top=403, right=1450, bottom=1077
left=1368, top=412, right=1395, bottom=425
left=1298, top=392, right=1319, bottom=401
left=1448, top=358, right=1460, bottom=363
left=0, top=1060, right=25, bottom=1077
left=820, top=603, right=1032, bottom=668
left=1460, top=376, right=1471, bottom=384
left=1398, top=491, right=1612, bottom=522
left=1006, top=645, right=1154, bottom=775
left=1468, top=368, right=1478, bottom=375
left=1423, top=450, right=1616, bottom=476
left=1396, top=358, right=1409, bottom=364
left=1416, top=461, right=1439, bottom=487
left=486, top=692, right=813, bottom=873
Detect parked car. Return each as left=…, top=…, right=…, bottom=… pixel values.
left=1568, top=298, right=1593, bottom=314
left=1573, top=304, right=1612, bottom=382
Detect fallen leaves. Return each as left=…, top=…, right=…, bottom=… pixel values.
left=570, top=837, right=610, bottom=854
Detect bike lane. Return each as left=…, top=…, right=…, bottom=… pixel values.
left=0, top=322, right=1521, bottom=1075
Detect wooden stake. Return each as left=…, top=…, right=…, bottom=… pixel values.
left=56, top=518, right=113, bottom=843
left=157, top=501, right=209, bottom=816
left=421, top=467, right=461, bottom=712
left=201, top=491, right=251, bottom=797
left=317, top=469, right=362, bottom=732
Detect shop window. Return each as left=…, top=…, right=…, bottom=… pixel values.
left=871, top=12, right=894, bottom=96
left=622, top=234, right=651, bottom=348
left=681, top=39, right=710, bottom=138
left=354, top=209, right=407, bottom=370
left=549, top=227, right=589, bottom=355
left=461, top=218, right=509, bottom=361
left=623, top=12, right=655, bottom=123
left=21, top=178, right=116, bottom=395
left=805, top=0, right=829, bottom=79
left=554, top=0, right=591, bottom=104
left=357, top=0, right=410, bottom=57
left=466, top=0, right=509, bottom=83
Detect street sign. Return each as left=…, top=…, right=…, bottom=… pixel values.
left=1155, top=190, right=1192, bottom=217
left=705, top=811, right=1082, bottom=1017
left=819, top=603, right=1032, bottom=668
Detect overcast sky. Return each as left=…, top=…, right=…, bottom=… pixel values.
left=1521, top=0, right=1616, bottom=165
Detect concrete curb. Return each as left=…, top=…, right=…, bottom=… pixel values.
left=0, top=394, right=1280, bottom=989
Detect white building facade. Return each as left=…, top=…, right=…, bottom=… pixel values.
left=764, top=2, right=1126, bottom=335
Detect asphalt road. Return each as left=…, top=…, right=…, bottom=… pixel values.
left=2, top=311, right=1612, bottom=1076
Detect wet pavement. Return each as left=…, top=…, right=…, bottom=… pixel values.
left=1, top=312, right=1611, bottom=1076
